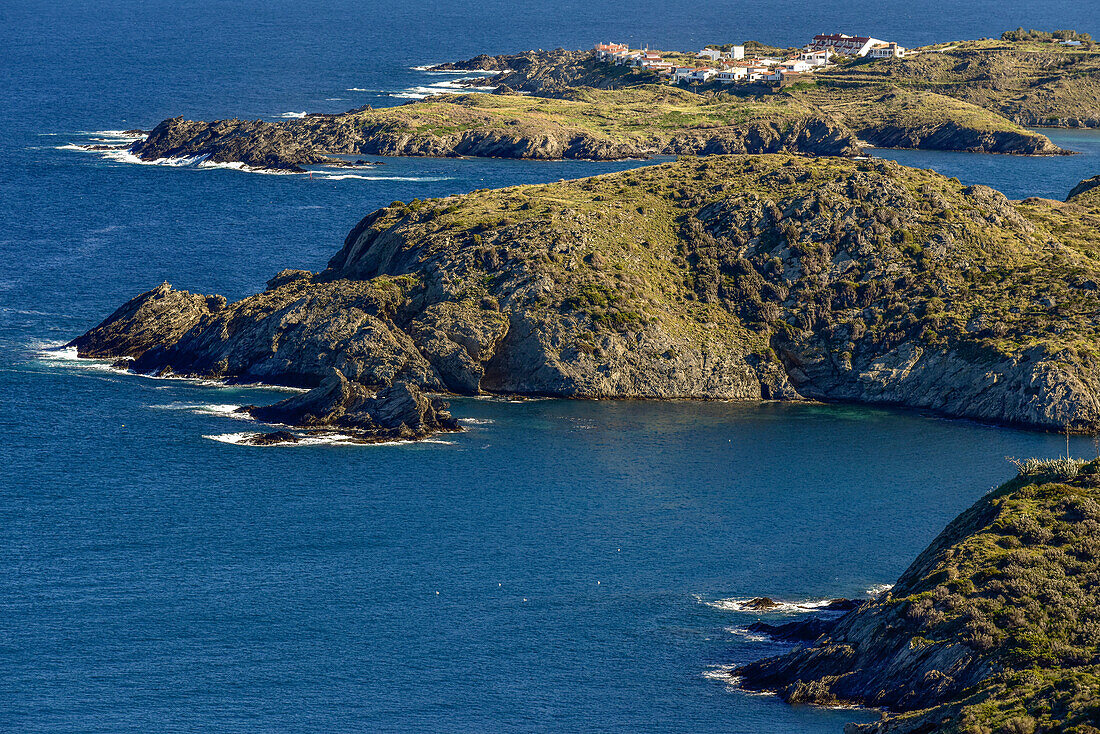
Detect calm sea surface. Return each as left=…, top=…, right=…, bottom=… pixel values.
left=2, top=1, right=1098, bottom=731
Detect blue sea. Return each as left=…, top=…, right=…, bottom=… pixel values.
left=2, top=1, right=1099, bottom=731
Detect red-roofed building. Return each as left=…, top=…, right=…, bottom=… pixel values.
left=595, top=42, right=629, bottom=59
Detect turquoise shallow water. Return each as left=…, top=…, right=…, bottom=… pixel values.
left=2, top=0, right=1099, bottom=731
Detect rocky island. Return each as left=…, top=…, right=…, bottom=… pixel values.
left=731, top=457, right=1100, bottom=733
left=100, top=30, right=1100, bottom=172
left=69, top=155, right=1100, bottom=433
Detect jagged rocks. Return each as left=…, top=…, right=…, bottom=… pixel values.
left=67, top=282, right=218, bottom=359
left=732, top=463, right=1100, bottom=732
left=244, top=369, right=459, bottom=440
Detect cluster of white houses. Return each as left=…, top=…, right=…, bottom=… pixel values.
left=594, top=33, right=907, bottom=86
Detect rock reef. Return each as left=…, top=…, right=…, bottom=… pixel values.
left=68, top=158, right=1100, bottom=431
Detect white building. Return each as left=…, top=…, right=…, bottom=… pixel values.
left=868, top=42, right=906, bottom=58
left=715, top=68, right=748, bottom=83
left=728, top=45, right=745, bottom=60
left=697, top=47, right=723, bottom=61
left=779, top=59, right=813, bottom=73
left=800, top=49, right=833, bottom=66
left=594, top=42, right=629, bottom=59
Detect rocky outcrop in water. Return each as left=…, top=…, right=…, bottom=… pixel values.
left=69, top=156, right=1100, bottom=431
left=243, top=370, right=459, bottom=440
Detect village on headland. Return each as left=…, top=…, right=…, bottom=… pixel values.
left=595, top=33, right=908, bottom=87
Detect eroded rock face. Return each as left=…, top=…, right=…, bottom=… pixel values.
left=129, top=110, right=861, bottom=170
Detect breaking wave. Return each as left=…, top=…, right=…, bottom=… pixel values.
left=724, top=626, right=771, bottom=643
left=701, top=596, right=846, bottom=615
left=278, top=111, right=308, bottom=118
left=204, top=432, right=416, bottom=447
left=148, top=402, right=251, bottom=419
left=312, top=173, right=453, bottom=182
left=390, top=80, right=496, bottom=100
left=866, top=583, right=894, bottom=597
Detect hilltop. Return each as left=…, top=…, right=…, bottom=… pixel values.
left=69, top=155, right=1100, bottom=432
left=735, top=458, right=1100, bottom=733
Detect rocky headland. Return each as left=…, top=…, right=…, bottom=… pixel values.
left=730, top=458, right=1100, bottom=733
left=68, top=156, right=1100, bottom=434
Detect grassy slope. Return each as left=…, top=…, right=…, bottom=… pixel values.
left=794, top=86, right=1054, bottom=136
left=341, top=86, right=825, bottom=145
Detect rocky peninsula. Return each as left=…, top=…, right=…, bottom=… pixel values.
left=731, top=457, right=1100, bottom=733
left=68, top=155, right=1100, bottom=433
left=106, top=31, right=1096, bottom=172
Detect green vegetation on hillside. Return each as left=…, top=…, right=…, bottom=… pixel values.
left=880, top=461, right=1100, bottom=733
left=815, top=38, right=1100, bottom=127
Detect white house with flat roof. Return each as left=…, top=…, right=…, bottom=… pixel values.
left=868, top=42, right=906, bottom=58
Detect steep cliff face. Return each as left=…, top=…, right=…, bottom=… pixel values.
left=69, top=157, right=1100, bottom=430
left=734, top=460, right=1100, bottom=733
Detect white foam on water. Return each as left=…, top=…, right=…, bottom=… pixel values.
left=324, top=98, right=347, bottom=101
left=204, top=431, right=421, bottom=447
left=703, top=671, right=779, bottom=697
left=278, top=111, right=308, bottom=118
left=458, top=417, right=493, bottom=425
left=82, top=129, right=146, bottom=138
left=61, top=142, right=303, bottom=176
left=346, top=87, right=373, bottom=92
left=724, top=626, right=771, bottom=643
left=390, top=84, right=496, bottom=100
left=703, top=597, right=844, bottom=615
left=866, top=583, right=894, bottom=597
left=34, top=344, right=119, bottom=373
left=148, top=402, right=251, bottom=419
left=196, top=160, right=298, bottom=175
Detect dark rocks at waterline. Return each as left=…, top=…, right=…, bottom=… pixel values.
left=745, top=616, right=843, bottom=644
left=242, top=370, right=460, bottom=440
left=241, top=430, right=301, bottom=446
left=742, top=597, right=782, bottom=611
